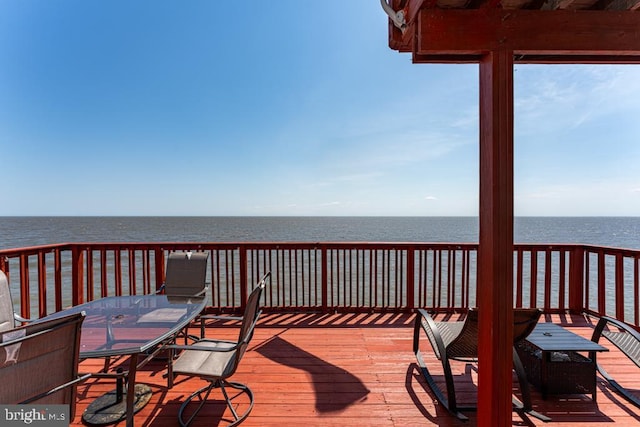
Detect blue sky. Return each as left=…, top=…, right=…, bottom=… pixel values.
left=1, top=1, right=639, bottom=216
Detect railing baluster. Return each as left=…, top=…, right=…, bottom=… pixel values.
left=615, top=253, right=625, bottom=321
left=544, top=249, right=552, bottom=311
left=515, top=248, right=523, bottom=307
left=558, top=250, right=566, bottom=310
left=54, top=249, right=62, bottom=312
left=598, top=250, right=606, bottom=314
left=37, top=252, right=46, bottom=318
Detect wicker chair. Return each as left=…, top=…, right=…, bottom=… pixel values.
left=0, top=270, right=33, bottom=332
left=591, top=315, right=640, bottom=408
left=167, top=272, right=269, bottom=427
left=413, top=308, right=548, bottom=421
left=0, top=312, right=90, bottom=420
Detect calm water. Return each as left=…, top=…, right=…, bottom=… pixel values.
left=2, top=216, right=640, bottom=250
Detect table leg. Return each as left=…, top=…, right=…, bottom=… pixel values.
left=82, top=354, right=153, bottom=426
left=541, top=351, right=549, bottom=399
left=125, top=354, right=138, bottom=427
left=590, top=351, right=597, bottom=402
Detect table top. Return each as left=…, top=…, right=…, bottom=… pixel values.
left=42, top=294, right=206, bottom=358
left=525, top=322, right=608, bottom=353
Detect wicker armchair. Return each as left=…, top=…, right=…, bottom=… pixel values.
left=591, top=315, right=640, bottom=408
left=413, top=308, right=548, bottom=421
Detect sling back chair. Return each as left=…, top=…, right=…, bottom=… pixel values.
left=591, top=315, right=640, bottom=408
left=158, top=251, right=209, bottom=298
left=413, top=307, right=549, bottom=422
left=0, top=270, right=33, bottom=332
left=167, top=272, right=269, bottom=427
left=159, top=251, right=209, bottom=342
left=0, top=312, right=90, bottom=420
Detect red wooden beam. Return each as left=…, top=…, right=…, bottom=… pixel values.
left=412, top=9, right=640, bottom=62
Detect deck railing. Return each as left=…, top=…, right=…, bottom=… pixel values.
left=1, top=242, right=639, bottom=327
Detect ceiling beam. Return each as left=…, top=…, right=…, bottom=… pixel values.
left=414, top=9, right=640, bottom=62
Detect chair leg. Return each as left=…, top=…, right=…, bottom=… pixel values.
left=597, top=362, right=640, bottom=409
left=415, top=349, right=469, bottom=421
left=220, top=380, right=255, bottom=425
left=178, top=379, right=254, bottom=427
left=413, top=310, right=468, bottom=421
left=178, top=382, right=215, bottom=427
left=512, top=347, right=551, bottom=422
left=102, top=356, right=111, bottom=373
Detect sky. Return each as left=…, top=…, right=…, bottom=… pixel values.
left=1, top=1, right=639, bottom=217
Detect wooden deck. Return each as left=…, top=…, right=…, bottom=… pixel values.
left=70, top=313, right=640, bottom=426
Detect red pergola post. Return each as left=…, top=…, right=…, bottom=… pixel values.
left=387, top=3, right=640, bottom=423
left=477, top=48, right=515, bottom=426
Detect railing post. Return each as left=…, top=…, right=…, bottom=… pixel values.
left=154, top=249, right=164, bottom=293
left=55, top=249, right=63, bottom=312
left=71, top=245, right=85, bottom=306
left=19, top=253, right=30, bottom=319
left=114, top=249, right=122, bottom=296
left=37, top=252, right=47, bottom=317
left=568, top=246, right=585, bottom=314
left=240, top=245, right=248, bottom=309
left=407, top=248, right=415, bottom=310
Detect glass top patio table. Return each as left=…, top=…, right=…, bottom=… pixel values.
left=41, top=294, right=206, bottom=426
left=43, top=294, right=207, bottom=359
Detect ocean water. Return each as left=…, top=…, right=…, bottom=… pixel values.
left=1, top=216, right=640, bottom=250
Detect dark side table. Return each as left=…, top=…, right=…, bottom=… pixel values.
left=516, top=322, right=608, bottom=400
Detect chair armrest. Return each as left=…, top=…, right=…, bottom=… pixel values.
left=413, top=309, right=448, bottom=361
left=193, top=287, right=208, bottom=297
left=168, top=339, right=240, bottom=353
left=13, top=312, right=33, bottom=324
left=200, top=314, right=243, bottom=322
left=19, top=373, right=91, bottom=404
left=592, top=315, right=640, bottom=367
left=593, top=315, right=640, bottom=341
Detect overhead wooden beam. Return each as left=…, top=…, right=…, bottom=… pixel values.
left=412, top=52, right=640, bottom=64
left=414, top=9, right=640, bottom=62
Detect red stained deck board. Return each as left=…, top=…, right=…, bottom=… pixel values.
left=69, top=313, right=640, bottom=426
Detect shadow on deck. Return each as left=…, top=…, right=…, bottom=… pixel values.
left=71, top=313, right=640, bottom=426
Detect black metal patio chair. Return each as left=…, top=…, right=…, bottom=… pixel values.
left=167, top=272, right=269, bottom=427
left=413, top=307, right=549, bottom=421
left=591, top=315, right=640, bottom=408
